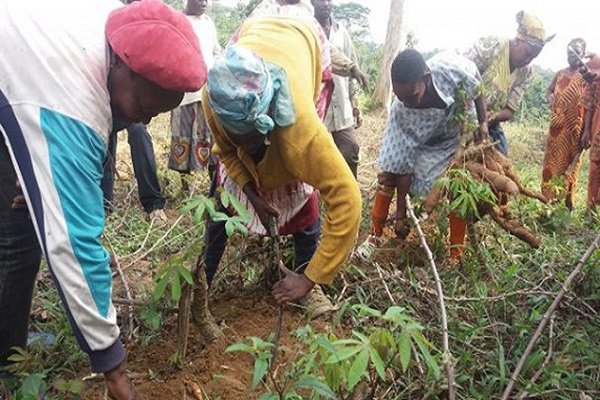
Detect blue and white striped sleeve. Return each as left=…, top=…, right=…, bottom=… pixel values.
left=0, top=99, right=125, bottom=373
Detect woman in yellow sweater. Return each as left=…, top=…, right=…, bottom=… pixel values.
left=201, top=16, right=361, bottom=314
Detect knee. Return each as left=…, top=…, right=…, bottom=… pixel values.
left=127, top=124, right=150, bottom=145
left=377, top=171, right=396, bottom=191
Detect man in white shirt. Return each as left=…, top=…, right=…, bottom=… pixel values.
left=313, top=0, right=362, bottom=178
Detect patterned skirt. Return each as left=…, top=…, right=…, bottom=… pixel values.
left=169, top=102, right=216, bottom=173
left=216, top=163, right=319, bottom=236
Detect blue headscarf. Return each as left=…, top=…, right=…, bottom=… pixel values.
left=207, top=45, right=296, bottom=135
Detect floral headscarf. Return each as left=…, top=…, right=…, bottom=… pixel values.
left=206, top=45, right=296, bottom=135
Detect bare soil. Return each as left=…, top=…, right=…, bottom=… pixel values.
left=82, top=292, right=333, bottom=399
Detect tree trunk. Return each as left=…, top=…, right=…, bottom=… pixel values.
left=372, top=0, right=407, bottom=108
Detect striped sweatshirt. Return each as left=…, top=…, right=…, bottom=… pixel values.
left=0, top=0, right=125, bottom=372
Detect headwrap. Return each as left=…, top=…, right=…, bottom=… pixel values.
left=206, top=45, right=296, bottom=136
left=515, top=10, right=554, bottom=48
left=106, top=0, right=206, bottom=92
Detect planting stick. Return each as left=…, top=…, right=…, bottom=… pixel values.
left=267, top=216, right=284, bottom=368
left=105, top=234, right=134, bottom=340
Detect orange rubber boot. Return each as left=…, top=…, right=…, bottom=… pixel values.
left=371, top=187, right=394, bottom=236
left=449, top=211, right=467, bottom=260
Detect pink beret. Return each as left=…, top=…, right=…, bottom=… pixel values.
left=106, top=0, right=206, bottom=92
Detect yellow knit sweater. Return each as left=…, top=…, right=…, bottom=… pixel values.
left=202, top=17, right=361, bottom=284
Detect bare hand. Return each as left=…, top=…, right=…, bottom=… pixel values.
left=350, top=65, right=369, bottom=91
left=581, top=129, right=592, bottom=149
left=353, top=107, right=363, bottom=128
left=272, top=262, right=315, bottom=304
left=12, top=179, right=27, bottom=210
left=105, top=362, right=140, bottom=400
left=248, top=194, right=280, bottom=234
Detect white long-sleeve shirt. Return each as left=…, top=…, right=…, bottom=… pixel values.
left=0, top=0, right=126, bottom=373
left=181, top=13, right=222, bottom=106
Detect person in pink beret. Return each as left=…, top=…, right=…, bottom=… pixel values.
left=0, top=0, right=206, bottom=398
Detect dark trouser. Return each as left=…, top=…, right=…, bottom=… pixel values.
left=332, top=126, right=359, bottom=178
left=0, top=137, right=42, bottom=366
left=101, top=123, right=165, bottom=213
left=202, top=176, right=321, bottom=285
left=489, top=122, right=509, bottom=157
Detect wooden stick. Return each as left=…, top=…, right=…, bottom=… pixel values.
left=111, top=297, right=176, bottom=312
left=566, top=148, right=585, bottom=177
left=374, top=262, right=396, bottom=303
left=178, top=283, right=192, bottom=359
left=516, top=317, right=555, bottom=399
left=405, top=195, right=456, bottom=399
left=105, top=234, right=134, bottom=340
left=501, top=233, right=600, bottom=400
left=267, top=216, right=284, bottom=369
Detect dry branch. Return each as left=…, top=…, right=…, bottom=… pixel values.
left=267, top=216, right=284, bottom=369
left=121, top=215, right=185, bottom=271
left=406, top=195, right=456, bottom=400
left=178, top=283, right=192, bottom=358
left=105, top=234, right=134, bottom=340
left=501, top=232, right=600, bottom=400
left=516, top=317, right=555, bottom=399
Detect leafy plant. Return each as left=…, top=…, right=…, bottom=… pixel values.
left=226, top=304, right=440, bottom=399
left=438, top=168, right=497, bottom=219
left=5, top=345, right=85, bottom=400
left=152, top=191, right=250, bottom=304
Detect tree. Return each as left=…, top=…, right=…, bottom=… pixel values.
left=333, top=2, right=383, bottom=94
left=406, top=31, right=418, bottom=49
left=211, top=0, right=247, bottom=46
left=244, top=0, right=262, bottom=16
left=163, top=0, right=183, bottom=10
left=516, top=66, right=554, bottom=124
left=332, top=2, right=371, bottom=38
left=372, top=0, right=406, bottom=108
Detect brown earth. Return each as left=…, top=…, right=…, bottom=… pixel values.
left=82, top=293, right=332, bottom=400
left=80, top=112, right=417, bottom=399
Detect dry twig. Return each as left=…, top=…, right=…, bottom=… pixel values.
left=105, top=234, right=134, bottom=340
left=374, top=262, right=396, bottom=304
left=178, top=282, right=193, bottom=359
left=112, top=297, right=177, bottom=313
left=267, top=216, right=284, bottom=369
left=501, top=233, right=600, bottom=400
left=406, top=195, right=456, bottom=399
left=516, top=317, right=555, bottom=399
left=121, top=214, right=185, bottom=271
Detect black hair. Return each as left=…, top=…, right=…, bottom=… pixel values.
left=391, top=49, right=428, bottom=84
